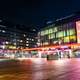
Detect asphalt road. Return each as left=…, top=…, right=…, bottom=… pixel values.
left=0, top=58, right=80, bottom=80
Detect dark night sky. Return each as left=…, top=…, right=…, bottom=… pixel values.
left=0, top=0, right=80, bottom=28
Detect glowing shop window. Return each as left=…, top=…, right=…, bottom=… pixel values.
left=64, top=36, right=69, bottom=42
left=69, top=29, right=75, bottom=35
left=50, top=33, right=55, bottom=39
left=56, top=31, right=64, bottom=38
left=26, top=44, right=29, bottom=46
left=70, top=35, right=76, bottom=41
left=63, top=31, right=67, bottom=36
left=67, top=30, right=70, bottom=36
left=49, top=28, right=53, bottom=34
left=44, top=42, right=49, bottom=45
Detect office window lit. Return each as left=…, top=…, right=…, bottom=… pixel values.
left=2, top=30, right=6, bottom=33
left=23, top=34, right=26, bottom=37
left=26, top=44, right=29, bottom=46
left=20, top=40, right=23, bottom=42
left=27, top=38, right=29, bottom=40
left=32, top=39, right=34, bottom=41
left=26, top=41, right=29, bottom=43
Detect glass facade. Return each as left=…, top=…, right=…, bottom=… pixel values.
left=38, top=21, right=77, bottom=46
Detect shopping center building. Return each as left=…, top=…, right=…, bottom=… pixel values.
left=33, top=12, right=80, bottom=58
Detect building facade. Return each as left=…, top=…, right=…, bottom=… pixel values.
left=0, top=19, right=37, bottom=51
left=36, top=13, right=80, bottom=58
left=38, top=21, right=77, bottom=47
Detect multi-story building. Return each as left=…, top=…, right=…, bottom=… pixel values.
left=0, top=19, right=37, bottom=51
left=36, top=12, right=80, bottom=58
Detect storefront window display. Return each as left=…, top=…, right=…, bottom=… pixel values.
left=64, top=36, right=69, bottom=43
left=69, top=29, right=76, bottom=35
left=67, top=30, right=70, bottom=36
left=56, top=31, right=64, bottom=38
left=51, top=33, right=55, bottom=39
left=70, top=35, right=76, bottom=42
left=64, top=31, right=67, bottom=36
left=49, top=28, right=53, bottom=34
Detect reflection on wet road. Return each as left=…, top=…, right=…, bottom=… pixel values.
left=0, top=58, right=80, bottom=80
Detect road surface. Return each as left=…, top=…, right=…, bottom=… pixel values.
left=0, top=58, right=80, bottom=80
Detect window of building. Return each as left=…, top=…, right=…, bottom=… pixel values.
left=44, top=30, right=48, bottom=35
left=26, top=44, right=29, bottom=46
left=67, top=30, right=70, bottom=36
left=49, top=28, right=53, bottom=34
left=29, top=38, right=31, bottom=40
left=56, top=31, right=64, bottom=38
left=69, top=29, right=75, bottom=35
left=70, top=35, right=76, bottom=42
left=64, top=31, right=67, bottom=36
left=23, top=34, right=26, bottom=37
left=50, top=33, right=55, bottom=39
left=2, top=30, right=6, bottom=33
left=44, top=42, right=49, bottom=45
left=32, top=39, right=34, bottom=41
left=53, top=27, right=58, bottom=32
left=37, top=42, right=40, bottom=46
left=67, top=29, right=75, bottom=36
left=64, top=36, right=69, bottom=43
left=26, top=41, right=29, bottom=43
left=20, top=40, right=23, bottom=42
left=26, top=38, right=29, bottom=40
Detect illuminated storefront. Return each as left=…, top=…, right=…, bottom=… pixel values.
left=35, top=14, right=80, bottom=58
left=22, top=13, right=80, bottom=59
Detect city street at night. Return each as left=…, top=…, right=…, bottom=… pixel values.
left=0, top=0, right=80, bottom=80
left=0, top=58, right=80, bottom=80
